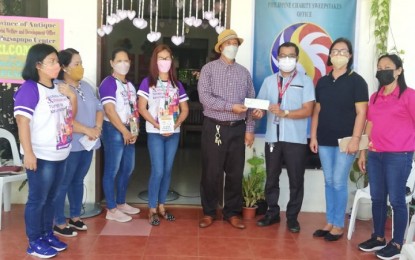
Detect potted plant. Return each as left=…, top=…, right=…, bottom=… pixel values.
left=349, top=158, right=372, bottom=220
left=242, top=149, right=266, bottom=220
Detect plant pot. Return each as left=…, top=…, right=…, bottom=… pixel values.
left=242, top=206, right=257, bottom=220
left=356, top=198, right=372, bottom=221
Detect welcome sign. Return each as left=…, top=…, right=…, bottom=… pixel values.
left=0, top=16, right=63, bottom=83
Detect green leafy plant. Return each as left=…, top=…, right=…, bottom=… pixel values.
left=242, top=149, right=265, bottom=208
left=371, top=0, right=390, bottom=55
left=349, top=158, right=369, bottom=189
left=370, top=0, right=405, bottom=57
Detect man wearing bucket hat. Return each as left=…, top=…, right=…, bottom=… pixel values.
left=197, top=29, right=261, bottom=229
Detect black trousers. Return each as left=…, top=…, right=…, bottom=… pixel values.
left=264, top=141, right=307, bottom=221
left=200, top=118, right=246, bottom=219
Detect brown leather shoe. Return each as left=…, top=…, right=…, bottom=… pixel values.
left=199, top=216, right=214, bottom=228
left=227, top=216, right=245, bottom=229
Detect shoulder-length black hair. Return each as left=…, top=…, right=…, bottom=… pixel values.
left=327, top=37, right=354, bottom=69
left=373, top=54, right=407, bottom=104
left=22, top=43, right=58, bottom=82
left=57, top=48, right=80, bottom=80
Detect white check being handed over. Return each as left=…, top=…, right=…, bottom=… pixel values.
left=244, top=98, right=270, bottom=110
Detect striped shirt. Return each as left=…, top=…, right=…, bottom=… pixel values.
left=197, top=58, right=255, bottom=132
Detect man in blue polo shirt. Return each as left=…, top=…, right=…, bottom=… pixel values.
left=254, top=42, right=315, bottom=232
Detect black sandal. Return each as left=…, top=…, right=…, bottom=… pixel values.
left=148, top=213, right=160, bottom=226
left=159, top=210, right=175, bottom=221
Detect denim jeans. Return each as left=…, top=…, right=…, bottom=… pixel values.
left=102, top=121, right=135, bottom=210
left=368, top=151, right=413, bottom=246
left=318, top=146, right=355, bottom=228
left=54, top=150, right=93, bottom=225
left=25, top=158, right=66, bottom=242
left=147, top=133, right=180, bottom=208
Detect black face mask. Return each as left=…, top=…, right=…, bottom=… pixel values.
left=376, top=69, right=395, bottom=86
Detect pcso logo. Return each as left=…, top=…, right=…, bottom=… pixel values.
left=271, top=23, right=332, bottom=85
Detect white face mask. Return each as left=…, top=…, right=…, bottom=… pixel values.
left=113, top=61, right=130, bottom=75
left=278, top=57, right=297, bottom=72
left=222, top=45, right=238, bottom=60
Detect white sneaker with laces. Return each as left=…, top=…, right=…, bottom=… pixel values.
left=106, top=209, right=132, bottom=222
left=117, top=203, right=140, bottom=215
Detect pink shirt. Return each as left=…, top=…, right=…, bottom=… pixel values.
left=368, top=86, right=415, bottom=152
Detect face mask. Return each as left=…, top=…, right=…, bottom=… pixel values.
left=330, top=56, right=349, bottom=69
left=66, top=65, right=84, bottom=81
left=40, top=62, right=61, bottom=79
left=113, top=61, right=130, bottom=75
left=222, top=45, right=238, bottom=60
left=157, top=60, right=172, bottom=73
left=278, top=57, right=297, bottom=72
left=376, top=69, right=395, bottom=86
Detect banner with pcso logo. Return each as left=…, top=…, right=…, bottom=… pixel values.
left=253, top=0, right=357, bottom=133
left=0, top=16, right=63, bottom=84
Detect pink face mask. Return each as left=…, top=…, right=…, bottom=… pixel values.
left=157, top=60, right=172, bottom=73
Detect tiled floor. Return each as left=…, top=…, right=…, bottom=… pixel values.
left=1, top=204, right=391, bottom=259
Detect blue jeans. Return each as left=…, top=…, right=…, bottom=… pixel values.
left=25, top=158, right=66, bottom=242
left=102, top=121, right=135, bottom=210
left=368, top=151, right=413, bottom=246
left=147, top=133, right=180, bottom=208
left=54, top=150, right=93, bottom=225
left=319, top=146, right=355, bottom=228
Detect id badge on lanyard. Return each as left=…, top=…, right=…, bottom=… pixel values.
left=118, top=79, right=139, bottom=136
left=273, top=71, right=296, bottom=125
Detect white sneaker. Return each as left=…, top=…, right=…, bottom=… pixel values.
left=106, top=209, right=132, bottom=222
left=117, top=203, right=141, bottom=215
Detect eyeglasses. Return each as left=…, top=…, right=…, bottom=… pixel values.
left=278, top=55, right=297, bottom=59
left=40, top=59, right=59, bottom=66
left=330, top=49, right=349, bottom=56
left=157, top=56, right=172, bottom=61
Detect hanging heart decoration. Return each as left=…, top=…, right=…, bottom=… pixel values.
left=193, top=0, right=202, bottom=27
left=171, top=0, right=184, bottom=46
left=184, top=16, right=195, bottom=26
left=97, top=28, right=105, bottom=37
left=126, top=0, right=136, bottom=20
left=204, top=0, right=214, bottom=20
left=103, top=24, right=113, bottom=34
left=184, top=0, right=196, bottom=27
left=97, top=0, right=105, bottom=37
left=215, top=25, right=224, bottom=34
left=133, top=0, right=147, bottom=29
left=209, top=18, right=218, bottom=27
left=127, top=10, right=136, bottom=20
left=147, top=0, right=161, bottom=42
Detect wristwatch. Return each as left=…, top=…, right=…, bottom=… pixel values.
left=284, top=110, right=289, bottom=117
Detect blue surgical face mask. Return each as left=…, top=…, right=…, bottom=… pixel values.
left=222, top=45, right=238, bottom=60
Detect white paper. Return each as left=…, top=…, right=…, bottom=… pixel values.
left=244, top=98, right=270, bottom=110
left=159, top=115, right=175, bottom=134
left=79, top=135, right=99, bottom=151
left=338, top=134, right=369, bottom=153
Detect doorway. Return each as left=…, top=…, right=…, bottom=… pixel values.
left=98, top=1, right=229, bottom=206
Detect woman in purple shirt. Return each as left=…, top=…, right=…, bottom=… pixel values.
left=138, top=44, right=189, bottom=225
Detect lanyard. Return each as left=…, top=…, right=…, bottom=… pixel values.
left=277, top=70, right=297, bottom=104
left=113, top=75, right=135, bottom=114
left=158, top=78, right=171, bottom=97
